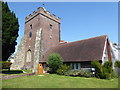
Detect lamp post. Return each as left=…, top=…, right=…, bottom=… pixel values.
left=91, top=68, right=95, bottom=77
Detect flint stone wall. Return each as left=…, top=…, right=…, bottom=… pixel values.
left=11, top=35, right=27, bottom=70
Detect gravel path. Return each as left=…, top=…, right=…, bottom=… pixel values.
left=1, top=73, right=35, bottom=80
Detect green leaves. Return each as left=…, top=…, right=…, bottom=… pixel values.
left=114, top=61, right=120, bottom=68
left=91, top=60, right=113, bottom=79
left=0, top=61, right=12, bottom=70
left=57, top=64, right=70, bottom=75
left=2, top=2, right=19, bottom=61
left=47, top=53, right=63, bottom=73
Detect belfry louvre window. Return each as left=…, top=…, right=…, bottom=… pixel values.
left=50, top=24, right=52, bottom=30
left=30, top=24, right=32, bottom=29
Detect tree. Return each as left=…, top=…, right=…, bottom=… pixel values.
left=47, top=53, right=63, bottom=73
left=2, top=2, right=19, bottom=61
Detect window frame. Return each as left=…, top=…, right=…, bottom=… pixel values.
left=50, top=24, right=53, bottom=30
left=30, top=24, right=32, bottom=30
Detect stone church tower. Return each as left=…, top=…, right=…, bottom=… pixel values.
left=11, top=7, right=61, bottom=72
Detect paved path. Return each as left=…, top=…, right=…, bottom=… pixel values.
left=1, top=73, right=35, bottom=80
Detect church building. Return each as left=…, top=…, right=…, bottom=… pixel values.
left=11, top=7, right=113, bottom=73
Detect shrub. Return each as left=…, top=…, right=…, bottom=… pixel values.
left=91, top=61, right=102, bottom=78
left=65, top=70, right=92, bottom=77
left=103, top=61, right=112, bottom=73
left=78, top=70, right=84, bottom=76
left=47, top=53, right=63, bottom=73
left=71, top=70, right=80, bottom=76
left=103, top=61, right=113, bottom=79
left=91, top=60, right=113, bottom=79
left=65, top=70, right=80, bottom=76
left=0, top=61, right=12, bottom=71
left=79, top=70, right=92, bottom=78
left=57, top=64, right=70, bottom=75
left=114, top=61, right=120, bottom=77
left=114, top=61, right=120, bottom=68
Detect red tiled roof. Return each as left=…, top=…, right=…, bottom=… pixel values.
left=40, top=35, right=107, bottom=63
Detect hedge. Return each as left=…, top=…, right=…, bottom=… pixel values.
left=0, top=61, right=12, bottom=70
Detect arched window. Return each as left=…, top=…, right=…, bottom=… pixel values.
left=26, top=50, right=32, bottom=62
left=29, top=31, right=32, bottom=37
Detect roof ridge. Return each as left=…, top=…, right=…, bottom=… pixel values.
left=54, top=35, right=107, bottom=47
left=68, top=35, right=107, bottom=43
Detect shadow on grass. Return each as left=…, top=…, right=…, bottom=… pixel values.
left=1, top=70, right=23, bottom=74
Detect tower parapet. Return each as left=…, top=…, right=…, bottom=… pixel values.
left=25, top=7, right=60, bottom=23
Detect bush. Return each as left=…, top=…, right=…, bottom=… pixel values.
left=47, top=53, right=63, bottom=73
left=103, top=61, right=113, bottom=73
left=102, top=61, right=113, bottom=79
left=0, top=61, right=12, bottom=71
left=91, top=61, right=102, bottom=78
left=114, top=61, right=120, bottom=68
left=65, top=70, right=80, bottom=76
left=114, top=61, right=120, bottom=77
left=91, top=60, right=113, bottom=79
left=79, top=70, right=92, bottom=78
left=57, top=64, right=70, bottom=75
left=65, top=70, right=92, bottom=78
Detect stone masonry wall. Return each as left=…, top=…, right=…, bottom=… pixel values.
left=33, top=28, right=42, bottom=73
left=11, top=35, right=27, bottom=70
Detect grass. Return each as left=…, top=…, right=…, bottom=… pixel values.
left=2, top=74, right=118, bottom=88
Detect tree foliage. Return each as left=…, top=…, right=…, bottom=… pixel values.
left=114, top=61, right=120, bottom=68
left=2, top=2, right=19, bottom=61
left=47, top=53, right=63, bottom=73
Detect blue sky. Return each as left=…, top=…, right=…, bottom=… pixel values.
left=7, top=2, right=118, bottom=53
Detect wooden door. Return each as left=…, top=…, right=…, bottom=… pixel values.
left=38, top=63, right=43, bottom=74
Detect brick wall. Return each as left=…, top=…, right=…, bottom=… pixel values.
left=24, top=7, right=60, bottom=69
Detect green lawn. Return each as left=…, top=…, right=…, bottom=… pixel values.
left=2, top=74, right=118, bottom=88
